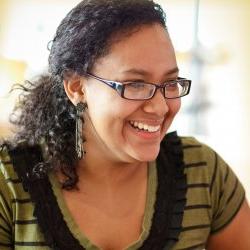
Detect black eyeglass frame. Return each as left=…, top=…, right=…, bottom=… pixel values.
left=86, top=72, right=191, bottom=100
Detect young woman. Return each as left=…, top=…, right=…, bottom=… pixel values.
left=0, top=0, right=250, bottom=249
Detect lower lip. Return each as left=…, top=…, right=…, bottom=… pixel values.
left=127, top=123, right=161, bottom=140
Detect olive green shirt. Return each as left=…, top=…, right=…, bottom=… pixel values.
left=0, top=137, right=245, bottom=249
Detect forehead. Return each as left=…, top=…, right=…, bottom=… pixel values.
left=92, top=23, right=177, bottom=79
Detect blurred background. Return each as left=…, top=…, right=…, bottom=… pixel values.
left=0, top=0, right=249, bottom=200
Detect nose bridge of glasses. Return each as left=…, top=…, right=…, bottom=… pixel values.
left=149, top=83, right=166, bottom=100
left=153, top=84, right=166, bottom=98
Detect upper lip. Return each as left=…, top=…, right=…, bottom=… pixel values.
left=129, top=119, right=164, bottom=126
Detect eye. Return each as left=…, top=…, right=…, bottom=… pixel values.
left=125, top=82, right=146, bottom=90
left=165, top=81, right=178, bottom=89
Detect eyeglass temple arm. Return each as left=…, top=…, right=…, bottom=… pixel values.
left=86, top=73, right=122, bottom=90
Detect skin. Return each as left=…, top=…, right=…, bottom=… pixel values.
left=64, top=23, right=250, bottom=249
left=206, top=200, right=250, bottom=250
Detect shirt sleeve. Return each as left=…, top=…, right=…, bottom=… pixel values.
left=0, top=152, right=13, bottom=249
left=207, top=148, right=245, bottom=233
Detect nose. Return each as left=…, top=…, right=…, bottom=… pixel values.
left=142, top=88, right=169, bottom=116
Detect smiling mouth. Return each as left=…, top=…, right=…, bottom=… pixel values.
left=129, top=121, right=161, bottom=133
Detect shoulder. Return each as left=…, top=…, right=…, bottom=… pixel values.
left=0, top=147, right=15, bottom=214
left=181, top=136, right=216, bottom=163
left=180, top=136, right=218, bottom=182
left=168, top=135, right=246, bottom=248
left=179, top=135, right=245, bottom=232
left=0, top=146, right=30, bottom=202
left=0, top=146, right=20, bottom=184
left=0, top=145, right=49, bottom=248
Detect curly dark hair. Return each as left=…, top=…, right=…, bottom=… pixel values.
left=9, top=0, right=167, bottom=189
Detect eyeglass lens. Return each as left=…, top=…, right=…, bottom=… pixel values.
left=123, top=81, right=188, bottom=100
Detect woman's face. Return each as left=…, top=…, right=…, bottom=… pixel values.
left=83, top=23, right=180, bottom=164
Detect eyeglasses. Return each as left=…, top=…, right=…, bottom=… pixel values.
left=86, top=72, right=191, bottom=101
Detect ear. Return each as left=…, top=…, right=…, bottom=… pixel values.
left=63, top=74, right=86, bottom=106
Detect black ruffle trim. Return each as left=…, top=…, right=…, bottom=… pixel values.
left=139, top=131, right=187, bottom=250
left=7, top=143, right=84, bottom=250
left=7, top=132, right=187, bottom=250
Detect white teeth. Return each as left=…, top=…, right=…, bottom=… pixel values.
left=138, top=123, right=143, bottom=129
left=129, top=121, right=160, bottom=132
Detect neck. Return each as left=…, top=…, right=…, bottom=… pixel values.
left=77, top=151, right=147, bottom=188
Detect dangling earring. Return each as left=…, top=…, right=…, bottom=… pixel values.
left=76, top=102, right=87, bottom=159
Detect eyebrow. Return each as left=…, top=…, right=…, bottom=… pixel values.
left=121, top=67, right=179, bottom=77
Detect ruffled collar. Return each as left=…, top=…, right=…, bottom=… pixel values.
left=7, top=131, right=187, bottom=250
left=139, top=131, right=187, bottom=249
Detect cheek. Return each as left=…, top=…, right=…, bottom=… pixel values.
left=85, top=86, right=140, bottom=131
left=160, top=99, right=181, bottom=140
left=85, top=84, right=114, bottom=118
left=168, top=98, right=181, bottom=117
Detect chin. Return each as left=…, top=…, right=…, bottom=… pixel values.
left=132, top=146, right=160, bottom=162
